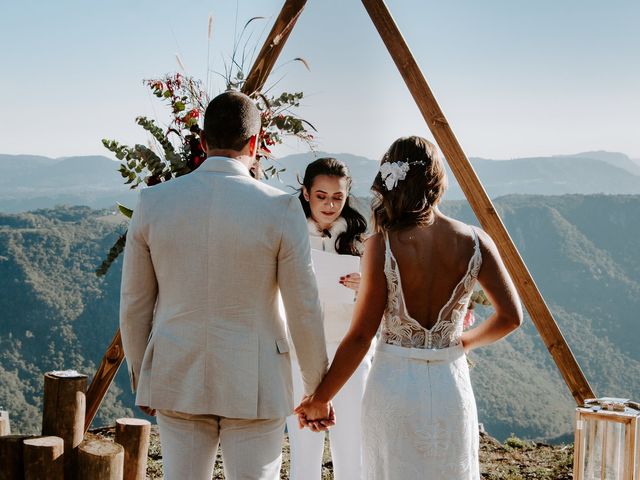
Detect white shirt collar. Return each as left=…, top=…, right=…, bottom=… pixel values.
left=307, top=216, right=348, bottom=238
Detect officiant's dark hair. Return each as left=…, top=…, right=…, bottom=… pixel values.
left=372, top=136, right=447, bottom=232
left=298, top=158, right=367, bottom=256
left=203, top=91, right=261, bottom=151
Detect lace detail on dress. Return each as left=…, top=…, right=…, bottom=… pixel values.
left=381, top=227, right=482, bottom=349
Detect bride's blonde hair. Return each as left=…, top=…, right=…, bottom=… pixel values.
left=371, top=136, right=447, bottom=232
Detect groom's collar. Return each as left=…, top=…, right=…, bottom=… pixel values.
left=197, top=156, right=252, bottom=177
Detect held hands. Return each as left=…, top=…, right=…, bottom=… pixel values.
left=294, top=395, right=336, bottom=432
left=339, top=272, right=361, bottom=292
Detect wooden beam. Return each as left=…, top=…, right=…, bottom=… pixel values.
left=361, top=0, right=594, bottom=404
left=85, top=0, right=308, bottom=431
left=242, top=0, right=308, bottom=95
left=85, top=330, right=125, bottom=433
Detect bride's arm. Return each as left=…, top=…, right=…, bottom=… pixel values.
left=295, top=234, right=387, bottom=420
left=461, top=229, right=523, bottom=352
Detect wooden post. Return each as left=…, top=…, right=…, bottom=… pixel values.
left=0, top=411, right=9, bottom=436
left=85, top=0, right=310, bottom=432
left=42, top=372, right=87, bottom=478
left=85, top=330, right=125, bottom=433
left=23, top=436, right=64, bottom=480
left=0, top=435, right=35, bottom=480
left=241, top=0, right=309, bottom=96
left=114, top=418, right=151, bottom=480
left=77, top=439, right=124, bottom=480
left=360, top=0, right=594, bottom=404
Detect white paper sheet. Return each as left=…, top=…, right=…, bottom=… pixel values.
left=311, top=249, right=360, bottom=305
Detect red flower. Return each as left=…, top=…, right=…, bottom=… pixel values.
left=146, top=175, right=162, bottom=186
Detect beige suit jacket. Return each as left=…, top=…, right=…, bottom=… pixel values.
left=120, top=157, right=328, bottom=419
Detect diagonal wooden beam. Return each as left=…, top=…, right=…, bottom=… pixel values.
left=84, top=329, right=125, bottom=432
left=361, top=0, right=594, bottom=404
left=242, top=0, right=309, bottom=96
left=84, top=0, right=309, bottom=433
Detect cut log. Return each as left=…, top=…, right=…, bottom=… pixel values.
left=0, top=411, right=10, bottom=436
left=0, top=435, right=35, bottom=480
left=114, top=418, right=151, bottom=480
left=77, top=439, right=124, bottom=480
left=42, top=371, right=87, bottom=478
left=23, top=436, right=64, bottom=480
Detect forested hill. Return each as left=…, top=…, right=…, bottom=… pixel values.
left=1, top=195, right=638, bottom=441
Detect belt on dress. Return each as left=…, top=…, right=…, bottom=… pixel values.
left=375, top=341, right=465, bottom=364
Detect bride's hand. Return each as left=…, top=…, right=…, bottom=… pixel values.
left=340, top=272, right=361, bottom=292
left=294, top=396, right=335, bottom=431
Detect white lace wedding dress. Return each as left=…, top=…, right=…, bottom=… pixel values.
left=362, top=227, right=482, bottom=480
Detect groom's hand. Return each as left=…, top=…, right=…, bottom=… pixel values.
left=294, top=396, right=335, bottom=431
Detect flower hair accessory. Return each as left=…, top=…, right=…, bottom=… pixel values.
left=379, top=159, right=426, bottom=190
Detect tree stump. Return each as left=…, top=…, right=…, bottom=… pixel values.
left=42, top=371, right=87, bottom=479
left=23, top=436, right=64, bottom=480
left=0, top=435, right=35, bottom=480
left=114, top=418, right=151, bottom=480
left=0, top=411, right=10, bottom=436
left=77, top=439, right=124, bottom=480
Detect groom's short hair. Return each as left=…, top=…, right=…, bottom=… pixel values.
left=203, top=91, right=261, bottom=151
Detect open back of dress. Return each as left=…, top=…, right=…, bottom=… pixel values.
left=381, top=227, right=482, bottom=349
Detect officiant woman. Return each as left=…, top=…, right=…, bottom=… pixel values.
left=285, top=157, right=371, bottom=480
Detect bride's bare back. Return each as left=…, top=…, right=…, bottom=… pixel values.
left=387, top=212, right=478, bottom=331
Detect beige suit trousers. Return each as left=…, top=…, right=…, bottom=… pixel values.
left=157, top=410, right=285, bottom=480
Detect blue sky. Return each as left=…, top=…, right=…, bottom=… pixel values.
left=1, top=0, right=638, bottom=161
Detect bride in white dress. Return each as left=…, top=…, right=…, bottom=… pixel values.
left=296, top=136, right=523, bottom=479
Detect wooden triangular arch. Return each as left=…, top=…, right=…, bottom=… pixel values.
left=83, top=0, right=594, bottom=432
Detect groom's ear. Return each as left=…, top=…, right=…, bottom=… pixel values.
left=248, top=134, right=258, bottom=158
left=199, top=132, right=209, bottom=154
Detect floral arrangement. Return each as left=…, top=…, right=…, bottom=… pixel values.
left=464, top=289, right=492, bottom=329
left=102, top=73, right=315, bottom=192
left=96, top=18, right=316, bottom=276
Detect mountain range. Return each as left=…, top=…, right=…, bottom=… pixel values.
left=0, top=195, right=638, bottom=442
left=1, top=151, right=639, bottom=212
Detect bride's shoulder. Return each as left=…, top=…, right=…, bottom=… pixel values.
left=362, top=232, right=386, bottom=256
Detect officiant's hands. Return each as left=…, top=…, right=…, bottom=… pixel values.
left=294, top=395, right=335, bottom=432
left=339, top=272, right=361, bottom=292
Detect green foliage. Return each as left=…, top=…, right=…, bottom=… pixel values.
left=504, top=434, right=533, bottom=450
left=2, top=195, right=639, bottom=439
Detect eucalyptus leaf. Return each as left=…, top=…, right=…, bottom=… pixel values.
left=117, top=203, right=134, bottom=219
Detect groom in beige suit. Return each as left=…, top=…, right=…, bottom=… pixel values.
left=120, top=91, right=329, bottom=480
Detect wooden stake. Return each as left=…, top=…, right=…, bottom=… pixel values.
left=0, top=435, right=35, bottom=480
left=77, top=439, right=124, bottom=480
left=23, top=436, right=64, bottom=480
left=242, top=0, right=309, bottom=96
left=0, top=411, right=9, bottom=436
left=360, top=0, right=594, bottom=404
left=114, top=418, right=151, bottom=480
left=85, top=330, right=125, bottom=433
left=85, top=0, right=310, bottom=431
left=42, top=372, right=87, bottom=478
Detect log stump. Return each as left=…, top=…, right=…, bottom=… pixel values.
left=77, top=439, right=123, bottom=480
left=0, top=435, right=35, bottom=480
left=114, top=418, right=151, bottom=480
left=0, top=411, right=10, bottom=436
left=23, top=436, right=64, bottom=480
left=42, top=371, right=87, bottom=479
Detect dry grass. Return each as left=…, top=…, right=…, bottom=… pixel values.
left=90, top=427, right=573, bottom=479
